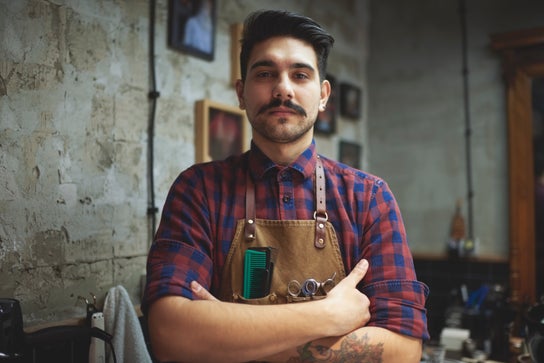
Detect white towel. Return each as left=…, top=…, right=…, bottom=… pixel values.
left=103, top=285, right=152, bottom=363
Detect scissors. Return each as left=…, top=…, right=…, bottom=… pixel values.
left=287, top=272, right=337, bottom=298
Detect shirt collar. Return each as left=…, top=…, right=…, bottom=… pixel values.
left=248, top=140, right=318, bottom=181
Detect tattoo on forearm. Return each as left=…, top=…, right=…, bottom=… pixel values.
left=286, top=332, right=384, bottom=363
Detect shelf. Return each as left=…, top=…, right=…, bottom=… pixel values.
left=413, top=253, right=508, bottom=264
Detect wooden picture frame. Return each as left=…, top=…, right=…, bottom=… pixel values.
left=168, top=0, right=216, bottom=61
left=230, top=23, right=243, bottom=87
left=315, top=74, right=337, bottom=135
left=195, top=99, right=249, bottom=163
left=340, top=82, right=362, bottom=119
left=339, top=140, right=362, bottom=169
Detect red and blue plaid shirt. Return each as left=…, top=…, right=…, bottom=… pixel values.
left=144, top=140, right=429, bottom=340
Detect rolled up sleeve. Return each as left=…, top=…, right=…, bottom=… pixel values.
left=362, top=279, right=430, bottom=340
left=142, top=240, right=213, bottom=315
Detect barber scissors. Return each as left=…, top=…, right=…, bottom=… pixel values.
left=287, top=272, right=337, bottom=298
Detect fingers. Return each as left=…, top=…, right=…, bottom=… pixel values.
left=342, top=259, right=369, bottom=288
left=190, top=281, right=219, bottom=301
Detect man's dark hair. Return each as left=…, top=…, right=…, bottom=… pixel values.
left=239, top=10, right=334, bottom=82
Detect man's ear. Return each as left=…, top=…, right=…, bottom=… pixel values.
left=236, top=79, right=245, bottom=110
left=319, top=79, right=331, bottom=111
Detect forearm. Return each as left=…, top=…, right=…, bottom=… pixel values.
left=148, top=295, right=344, bottom=363
left=148, top=258, right=372, bottom=362
left=265, top=326, right=422, bottom=363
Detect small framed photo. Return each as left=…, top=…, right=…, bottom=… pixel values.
left=315, top=74, right=338, bottom=135
left=195, top=99, right=249, bottom=163
left=339, top=82, right=362, bottom=119
left=168, top=0, right=216, bottom=61
left=339, top=140, right=362, bottom=169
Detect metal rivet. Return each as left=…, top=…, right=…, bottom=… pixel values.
left=318, top=223, right=324, bottom=229
left=248, top=219, right=254, bottom=224
left=318, top=238, right=324, bottom=245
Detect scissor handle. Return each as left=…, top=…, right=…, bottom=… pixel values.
left=287, top=280, right=302, bottom=297
left=287, top=272, right=337, bottom=299
left=321, top=272, right=337, bottom=293
left=302, top=279, right=319, bottom=296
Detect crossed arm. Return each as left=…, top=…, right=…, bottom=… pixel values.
left=147, top=259, right=422, bottom=363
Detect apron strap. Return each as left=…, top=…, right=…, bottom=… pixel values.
left=245, top=172, right=256, bottom=241
left=314, top=157, right=327, bottom=249
left=244, top=157, right=327, bottom=248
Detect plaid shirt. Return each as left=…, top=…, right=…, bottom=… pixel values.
left=144, top=140, right=429, bottom=340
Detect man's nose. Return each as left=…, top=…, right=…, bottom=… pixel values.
left=273, top=74, right=294, bottom=100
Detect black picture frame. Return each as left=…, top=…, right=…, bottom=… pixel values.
left=315, top=74, right=338, bottom=135
left=339, top=82, right=362, bottom=119
left=168, top=0, right=216, bottom=61
left=339, top=140, right=362, bottom=169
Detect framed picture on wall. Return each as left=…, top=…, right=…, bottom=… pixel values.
left=230, top=23, right=243, bottom=87
left=195, top=99, right=249, bottom=163
left=339, top=82, right=362, bottom=119
left=339, top=140, right=362, bottom=169
left=315, top=74, right=338, bottom=135
left=168, top=0, right=216, bottom=61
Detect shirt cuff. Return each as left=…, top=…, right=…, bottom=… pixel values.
left=361, top=279, right=430, bottom=340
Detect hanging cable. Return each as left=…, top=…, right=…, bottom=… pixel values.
left=459, top=0, right=474, bottom=239
left=147, top=0, right=159, bottom=245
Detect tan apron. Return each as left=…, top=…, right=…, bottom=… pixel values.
left=219, top=158, right=347, bottom=304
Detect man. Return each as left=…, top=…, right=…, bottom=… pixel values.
left=143, top=10, right=429, bottom=363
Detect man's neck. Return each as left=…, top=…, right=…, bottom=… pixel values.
left=253, top=135, right=313, bottom=166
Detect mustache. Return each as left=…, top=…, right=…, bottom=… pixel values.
left=257, top=98, right=307, bottom=117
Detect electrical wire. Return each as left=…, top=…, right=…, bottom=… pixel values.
left=459, top=0, right=474, bottom=239
left=147, top=0, right=159, bottom=244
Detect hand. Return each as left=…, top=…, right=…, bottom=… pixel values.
left=320, top=258, right=371, bottom=336
left=190, top=259, right=370, bottom=337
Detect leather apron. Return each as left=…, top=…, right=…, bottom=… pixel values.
left=219, top=157, right=347, bottom=304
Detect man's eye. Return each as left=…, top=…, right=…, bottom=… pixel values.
left=256, top=71, right=272, bottom=78
left=294, top=73, right=309, bottom=80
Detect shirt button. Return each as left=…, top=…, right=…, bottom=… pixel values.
left=279, top=172, right=291, bottom=181
left=283, top=195, right=291, bottom=203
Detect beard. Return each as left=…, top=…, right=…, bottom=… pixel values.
left=250, top=99, right=316, bottom=144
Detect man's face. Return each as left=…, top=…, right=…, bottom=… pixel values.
left=236, top=36, right=330, bottom=144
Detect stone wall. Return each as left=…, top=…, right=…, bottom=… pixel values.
left=0, top=0, right=367, bottom=326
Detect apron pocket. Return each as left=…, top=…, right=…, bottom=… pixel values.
left=233, top=293, right=280, bottom=305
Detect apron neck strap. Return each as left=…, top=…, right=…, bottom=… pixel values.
left=314, top=157, right=327, bottom=248
left=244, top=157, right=328, bottom=249
left=244, top=171, right=256, bottom=241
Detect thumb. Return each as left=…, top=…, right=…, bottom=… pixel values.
left=342, top=259, right=369, bottom=287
